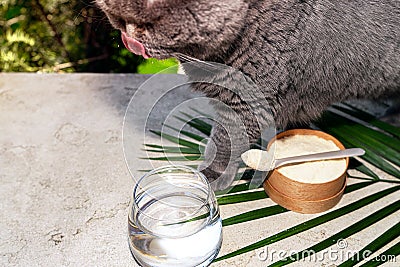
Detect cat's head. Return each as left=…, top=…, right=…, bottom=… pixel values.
left=96, top=0, right=249, bottom=60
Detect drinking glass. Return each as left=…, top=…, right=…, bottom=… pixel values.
left=128, top=165, right=222, bottom=267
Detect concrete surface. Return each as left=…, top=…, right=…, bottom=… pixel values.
left=0, top=73, right=399, bottom=267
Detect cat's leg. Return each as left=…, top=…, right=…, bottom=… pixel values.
left=199, top=103, right=267, bottom=191
left=199, top=119, right=243, bottom=191
left=184, top=61, right=275, bottom=191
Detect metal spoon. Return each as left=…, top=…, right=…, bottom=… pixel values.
left=241, top=148, right=365, bottom=171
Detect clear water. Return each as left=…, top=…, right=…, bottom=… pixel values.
left=128, top=194, right=222, bottom=267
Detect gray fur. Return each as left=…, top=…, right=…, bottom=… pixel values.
left=97, top=0, right=400, bottom=190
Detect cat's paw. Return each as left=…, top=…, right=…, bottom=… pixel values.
left=199, top=162, right=239, bottom=192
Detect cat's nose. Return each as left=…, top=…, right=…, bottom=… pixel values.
left=126, top=24, right=147, bottom=39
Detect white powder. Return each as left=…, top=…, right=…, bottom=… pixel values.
left=271, top=134, right=347, bottom=183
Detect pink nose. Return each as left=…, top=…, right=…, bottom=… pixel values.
left=121, top=32, right=149, bottom=59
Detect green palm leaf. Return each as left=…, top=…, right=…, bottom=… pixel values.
left=269, top=199, right=400, bottom=266
left=215, top=185, right=399, bottom=262
left=348, top=158, right=380, bottom=180
left=217, top=190, right=268, bottom=205
left=359, top=241, right=400, bottom=267
left=162, top=124, right=207, bottom=142
left=174, top=113, right=212, bottom=136
left=144, top=149, right=200, bottom=154
left=221, top=181, right=374, bottom=227
left=339, top=221, right=400, bottom=267
left=144, top=145, right=201, bottom=154
left=222, top=205, right=288, bottom=227
left=215, top=182, right=252, bottom=195
left=141, top=106, right=400, bottom=266
left=333, top=103, right=400, bottom=139
left=141, top=155, right=203, bottom=161
left=149, top=130, right=203, bottom=149
left=316, top=111, right=400, bottom=179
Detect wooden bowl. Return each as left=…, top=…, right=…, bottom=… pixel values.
left=264, top=179, right=346, bottom=214
left=263, top=129, right=349, bottom=214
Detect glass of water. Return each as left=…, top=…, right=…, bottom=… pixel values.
left=128, top=165, right=222, bottom=267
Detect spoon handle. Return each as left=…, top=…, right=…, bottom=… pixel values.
left=273, top=148, right=365, bottom=169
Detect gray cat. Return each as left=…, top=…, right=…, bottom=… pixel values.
left=96, top=0, right=400, bottom=190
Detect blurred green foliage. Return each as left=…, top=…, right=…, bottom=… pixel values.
left=137, top=58, right=179, bottom=74
left=0, top=0, right=177, bottom=73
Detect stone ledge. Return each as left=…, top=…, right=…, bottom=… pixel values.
left=0, top=73, right=398, bottom=266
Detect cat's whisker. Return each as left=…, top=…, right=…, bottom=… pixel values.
left=173, top=53, right=218, bottom=68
